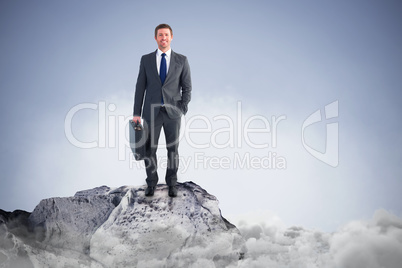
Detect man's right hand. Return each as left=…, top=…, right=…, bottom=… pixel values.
left=133, top=116, right=141, bottom=124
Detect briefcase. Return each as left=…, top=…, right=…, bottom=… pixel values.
left=129, top=120, right=146, bottom=160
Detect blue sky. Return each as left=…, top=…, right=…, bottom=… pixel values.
left=1, top=0, right=401, bottom=232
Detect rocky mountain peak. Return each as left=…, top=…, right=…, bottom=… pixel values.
left=1, top=181, right=245, bottom=267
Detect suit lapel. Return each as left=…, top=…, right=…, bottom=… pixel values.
left=150, top=50, right=161, bottom=84
left=165, top=50, right=177, bottom=84
left=152, top=50, right=177, bottom=85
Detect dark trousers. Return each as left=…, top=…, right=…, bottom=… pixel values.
left=144, top=107, right=181, bottom=187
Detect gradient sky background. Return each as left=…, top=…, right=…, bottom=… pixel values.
left=1, top=0, right=401, bottom=232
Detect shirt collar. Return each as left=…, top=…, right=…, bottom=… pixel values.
left=157, top=48, right=171, bottom=57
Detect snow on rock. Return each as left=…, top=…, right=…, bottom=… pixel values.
left=0, top=182, right=245, bottom=268
left=90, top=182, right=245, bottom=267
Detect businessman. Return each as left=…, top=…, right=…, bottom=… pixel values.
left=133, top=24, right=192, bottom=197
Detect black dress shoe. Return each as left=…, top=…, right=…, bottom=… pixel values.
left=145, top=186, right=155, bottom=196
left=168, top=186, right=177, bottom=197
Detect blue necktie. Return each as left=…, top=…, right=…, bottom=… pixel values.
left=160, top=53, right=166, bottom=104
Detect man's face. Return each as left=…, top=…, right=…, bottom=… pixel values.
left=155, top=28, right=173, bottom=52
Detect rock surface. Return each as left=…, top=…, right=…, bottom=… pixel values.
left=0, top=182, right=245, bottom=267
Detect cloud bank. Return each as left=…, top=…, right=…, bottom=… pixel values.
left=228, top=209, right=402, bottom=268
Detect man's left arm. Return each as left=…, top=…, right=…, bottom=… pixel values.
left=180, top=57, right=192, bottom=115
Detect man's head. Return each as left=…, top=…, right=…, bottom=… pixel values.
left=155, top=24, right=173, bottom=52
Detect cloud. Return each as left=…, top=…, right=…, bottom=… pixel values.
left=329, top=209, right=402, bottom=268
left=227, top=209, right=402, bottom=268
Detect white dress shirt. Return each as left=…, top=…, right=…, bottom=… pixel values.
left=156, top=48, right=171, bottom=75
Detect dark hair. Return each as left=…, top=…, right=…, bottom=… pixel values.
left=155, top=24, right=173, bottom=37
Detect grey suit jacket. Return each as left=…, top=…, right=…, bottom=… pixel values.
left=133, top=50, right=192, bottom=122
